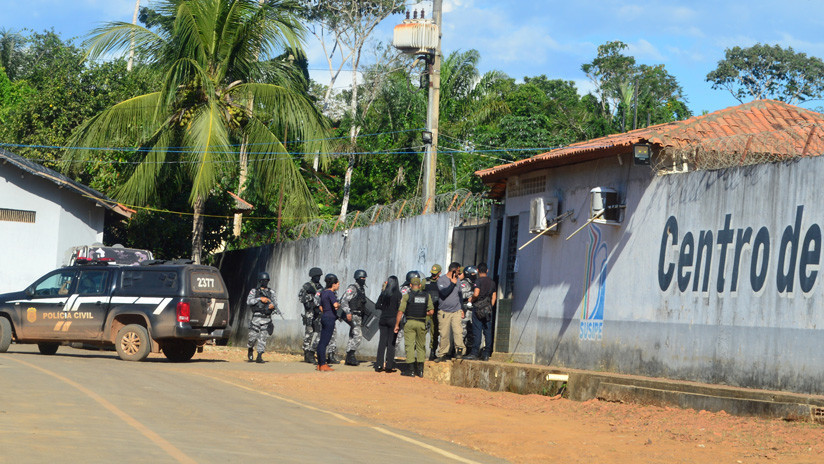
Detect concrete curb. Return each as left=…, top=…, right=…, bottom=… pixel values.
left=424, top=357, right=824, bottom=423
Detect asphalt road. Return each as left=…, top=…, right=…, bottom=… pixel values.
left=0, top=345, right=504, bottom=464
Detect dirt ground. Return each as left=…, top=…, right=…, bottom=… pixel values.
left=196, top=347, right=823, bottom=464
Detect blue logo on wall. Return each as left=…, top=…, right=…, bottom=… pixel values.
left=580, top=225, right=607, bottom=341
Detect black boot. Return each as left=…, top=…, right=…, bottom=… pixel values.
left=255, top=352, right=264, bottom=364
left=415, top=362, right=424, bottom=378
left=327, top=352, right=340, bottom=364
left=428, top=349, right=437, bottom=361
left=247, top=347, right=254, bottom=362
left=345, top=350, right=360, bottom=366
left=304, top=350, right=314, bottom=364
left=401, top=363, right=414, bottom=376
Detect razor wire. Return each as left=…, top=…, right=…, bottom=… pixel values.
left=652, top=122, right=824, bottom=174
left=235, top=189, right=496, bottom=248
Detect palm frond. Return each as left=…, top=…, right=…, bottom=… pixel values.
left=114, top=127, right=175, bottom=205
left=83, top=22, right=166, bottom=63
left=184, top=100, right=232, bottom=204
left=63, top=92, right=165, bottom=173
left=232, top=82, right=330, bottom=165
left=244, top=116, right=316, bottom=220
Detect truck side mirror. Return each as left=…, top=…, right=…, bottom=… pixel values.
left=25, top=287, right=34, bottom=298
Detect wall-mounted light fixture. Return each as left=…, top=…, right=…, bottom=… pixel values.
left=633, top=143, right=652, bottom=165
left=422, top=130, right=433, bottom=144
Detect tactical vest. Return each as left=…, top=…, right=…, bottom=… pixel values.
left=349, top=285, right=367, bottom=315
left=424, top=279, right=440, bottom=309
left=405, top=290, right=428, bottom=320
left=254, top=288, right=274, bottom=316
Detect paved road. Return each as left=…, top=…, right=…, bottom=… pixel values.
left=0, top=345, right=504, bottom=464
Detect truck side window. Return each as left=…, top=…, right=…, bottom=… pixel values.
left=78, top=270, right=108, bottom=295
left=33, top=271, right=77, bottom=296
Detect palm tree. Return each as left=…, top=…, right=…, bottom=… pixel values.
left=65, top=0, right=329, bottom=263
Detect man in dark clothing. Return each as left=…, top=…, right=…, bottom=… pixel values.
left=465, top=263, right=497, bottom=361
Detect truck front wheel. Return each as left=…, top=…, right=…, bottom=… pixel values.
left=115, top=324, right=151, bottom=361
left=0, top=318, right=11, bottom=352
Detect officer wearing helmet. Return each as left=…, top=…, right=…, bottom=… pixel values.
left=460, top=265, right=478, bottom=352
left=398, top=270, right=423, bottom=357
left=299, top=267, right=328, bottom=364
left=340, top=269, right=368, bottom=366
left=246, top=271, right=280, bottom=363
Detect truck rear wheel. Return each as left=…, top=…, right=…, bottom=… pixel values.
left=0, top=318, right=11, bottom=352
left=38, top=342, right=59, bottom=355
left=115, top=324, right=151, bottom=361
left=161, top=340, right=198, bottom=362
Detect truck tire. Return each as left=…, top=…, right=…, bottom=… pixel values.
left=115, top=324, right=151, bottom=361
left=38, top=342, right=60, bottom=355
left=161, top=340, right=198, bottom=362
left=0, top=318, right=11, bottom=352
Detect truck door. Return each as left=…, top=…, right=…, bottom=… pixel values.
left=18, top=269, right=78, bottom=339
left=66, top=269, right=112, bottom=340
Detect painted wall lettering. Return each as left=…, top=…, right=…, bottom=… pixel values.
left=658, top=205, right=820, bottom=295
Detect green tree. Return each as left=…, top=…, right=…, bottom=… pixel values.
left=65, top=0, right=330, bottom=263
left=706, top=43, right=824, bottom=105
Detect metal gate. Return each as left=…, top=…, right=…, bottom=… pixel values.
left=450, top=222, right=489, bottom=267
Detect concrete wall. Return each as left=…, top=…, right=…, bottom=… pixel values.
left=217, top=212, right=462, bottom=352
left=0, top=164, right=104, bottom=293
left=500, top=154, right=824, bottom=395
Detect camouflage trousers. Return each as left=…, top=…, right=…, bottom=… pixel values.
left=311, top=322, right=337, bottom=354
left=247, top=314, right=273, bottom=353
left=346, top=314, right=363, bottom=352
left=302, top=310, right=317, bottom=351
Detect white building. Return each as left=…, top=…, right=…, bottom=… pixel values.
left=0, top=149, right=132, bottom=293
left=476, top=100, right=824, bottom=395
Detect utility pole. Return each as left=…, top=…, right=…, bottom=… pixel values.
left=422, top=0, right=442, bottom=213
left=127, top=0, right=140, bottom=72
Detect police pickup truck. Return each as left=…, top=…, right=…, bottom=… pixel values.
left=0, top=258, right=230, bottom=362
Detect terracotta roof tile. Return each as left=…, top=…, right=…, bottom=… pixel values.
left=477, top=100, right=824, bottom=184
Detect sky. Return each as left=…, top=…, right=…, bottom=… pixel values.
left=5, top=0, right=824, bottom=115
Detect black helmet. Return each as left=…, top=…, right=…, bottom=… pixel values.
left=309, top=267, right=323, bottom=278
left=354, top=269, right=367, bottom=280
left=464, top=266, right=478, bottom=281
left=324, top=273, right=339, bottom=287
left=405, top=270, right=422, bottom=284
left=258, top=272, right=270, bottom=281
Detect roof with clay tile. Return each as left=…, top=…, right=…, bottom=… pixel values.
left=476, top=100, right=824, bottom=197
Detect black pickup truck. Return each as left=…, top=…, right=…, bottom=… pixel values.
left=0, top=259, right=230, bottom=362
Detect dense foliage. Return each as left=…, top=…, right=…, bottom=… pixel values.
left=21, top=7, right=819, bottom=259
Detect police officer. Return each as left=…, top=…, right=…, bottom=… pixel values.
left=298, top=267, right=324, bottom=364
left=395, top=277, right=434, bottom=377
left=461, top=266, right=478, bottom=352
left=246, top=272, right=280, bottom=364
left=424, top=264, right=442, bottom=361
left=340, top=269, right=368, bottom=366
left=398, top=270, right=422, bottom=359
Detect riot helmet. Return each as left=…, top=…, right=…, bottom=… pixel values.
left=309, top=267, right=323, bottom=283
left=258, top=272, right=270, bottom=286
left=464, top=266, right=478, bottom=282
left=354, top=269, right=367, bottom=287
left=404, top=270, right=422, bottom=285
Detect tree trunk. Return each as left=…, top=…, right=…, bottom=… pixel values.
left=233, top=134, right=249, bottom=237
left=191, top=195, right=205, bottom=264
left=338, top=48, right=362, bottom=222
left=339, top=154, right=355, bottom=223
left=127, top=0, right=140, bottom=72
